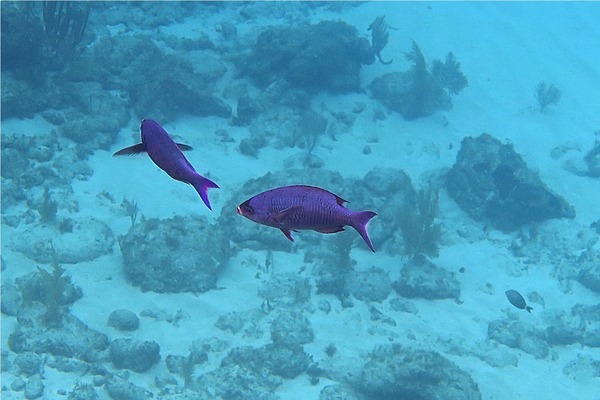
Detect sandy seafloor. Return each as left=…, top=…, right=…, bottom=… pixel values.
left=2, top=2, right=600, bottom=400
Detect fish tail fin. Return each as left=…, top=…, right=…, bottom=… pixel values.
left=526, top=306, right=533, bottom=313
left=350, top=210, right=377, bottom=252
left=191, top=174, right=219, bottom=210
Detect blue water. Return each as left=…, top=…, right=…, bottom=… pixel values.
left=2, top=2, right=600, bottom=399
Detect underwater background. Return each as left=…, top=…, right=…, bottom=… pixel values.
left=2, top=1, right=600, bottom=399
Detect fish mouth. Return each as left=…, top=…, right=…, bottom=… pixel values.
left=236, top=206, right=242, bottom=215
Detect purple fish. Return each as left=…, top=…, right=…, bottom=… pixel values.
left=237, top=185, right=377, bottom=252
left=113, top=119, right=218, bottom=210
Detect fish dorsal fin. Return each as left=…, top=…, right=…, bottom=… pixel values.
left=317, top=187, right=347, bottom=206
left=295, top=185, right=346, bottom=206
left=113, top=143, right=147, bottom=156
left=176, top=143, right=193, bottom=151
left=272, top=206, right=303, bottom=224
left=334, top=194, right=348, bottom=206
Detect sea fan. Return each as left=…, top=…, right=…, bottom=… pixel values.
left=399, top=186, right=441, bottom=258
left=368, top=16, right=393, bottom=65
left=431, top=52, right=468, bottom=96
left=535, top=81, right=561, bottom=112
left=405, top=41, right=427, bottom=74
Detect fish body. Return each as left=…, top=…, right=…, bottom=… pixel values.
left=505, top=289, right=533, bottom=313
left=113, top=119, right=218, bottom=210
left=237, top=185, right=377, bottom=252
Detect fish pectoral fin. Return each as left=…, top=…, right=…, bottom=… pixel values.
left=113, top=143, right=147, bottom=156
left=176, top=143, right=193, bottom=151
left=316, top=226, right=345, bottom=234
left=280, top=229, right=294, bottom=242
left=272, top=206, right=303, bottom=224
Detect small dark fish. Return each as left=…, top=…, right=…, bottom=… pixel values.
left=113, top=119, right=218, bottom=210
left=237, top=185, right=377, bottom=252
left=505, top=289, right=533, bottom=313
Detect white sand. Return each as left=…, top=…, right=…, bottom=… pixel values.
left=2, top=2, right=600, bottom=400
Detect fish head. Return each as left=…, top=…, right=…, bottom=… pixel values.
left=140, top=119, right=163, bottom=144
left=237, top=197, right=270, bottom=225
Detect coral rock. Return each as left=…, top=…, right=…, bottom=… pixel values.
left=447, top=133, right=575, bottom=231
left=109, top=338, right=160, bottom=373
left=240, top=21, right=374, bottom=94
left=488, top=318, right=549, bottom=359
left=119, top=216, right=230, bottom=293
left=359, top=344, right=481, bottom=400
left=108, top=309, right=140, bottom=332
left=270, top=310, right=314, bottom=346
left=395, top=254, right=460, bottom=300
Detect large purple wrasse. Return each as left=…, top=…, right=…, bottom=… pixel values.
left=237, top=185, right=377, bottom=252
left=113, top=119, right=219, bottom=210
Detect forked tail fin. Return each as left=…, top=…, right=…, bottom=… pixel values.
left=191, top=174, right=219, bottom=210
left=350, top=210, right=377, bottom=252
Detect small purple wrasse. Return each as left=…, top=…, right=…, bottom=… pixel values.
left=237, top=185, right=377, bottom=252
left=113, top=119, right=219, bottom=210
